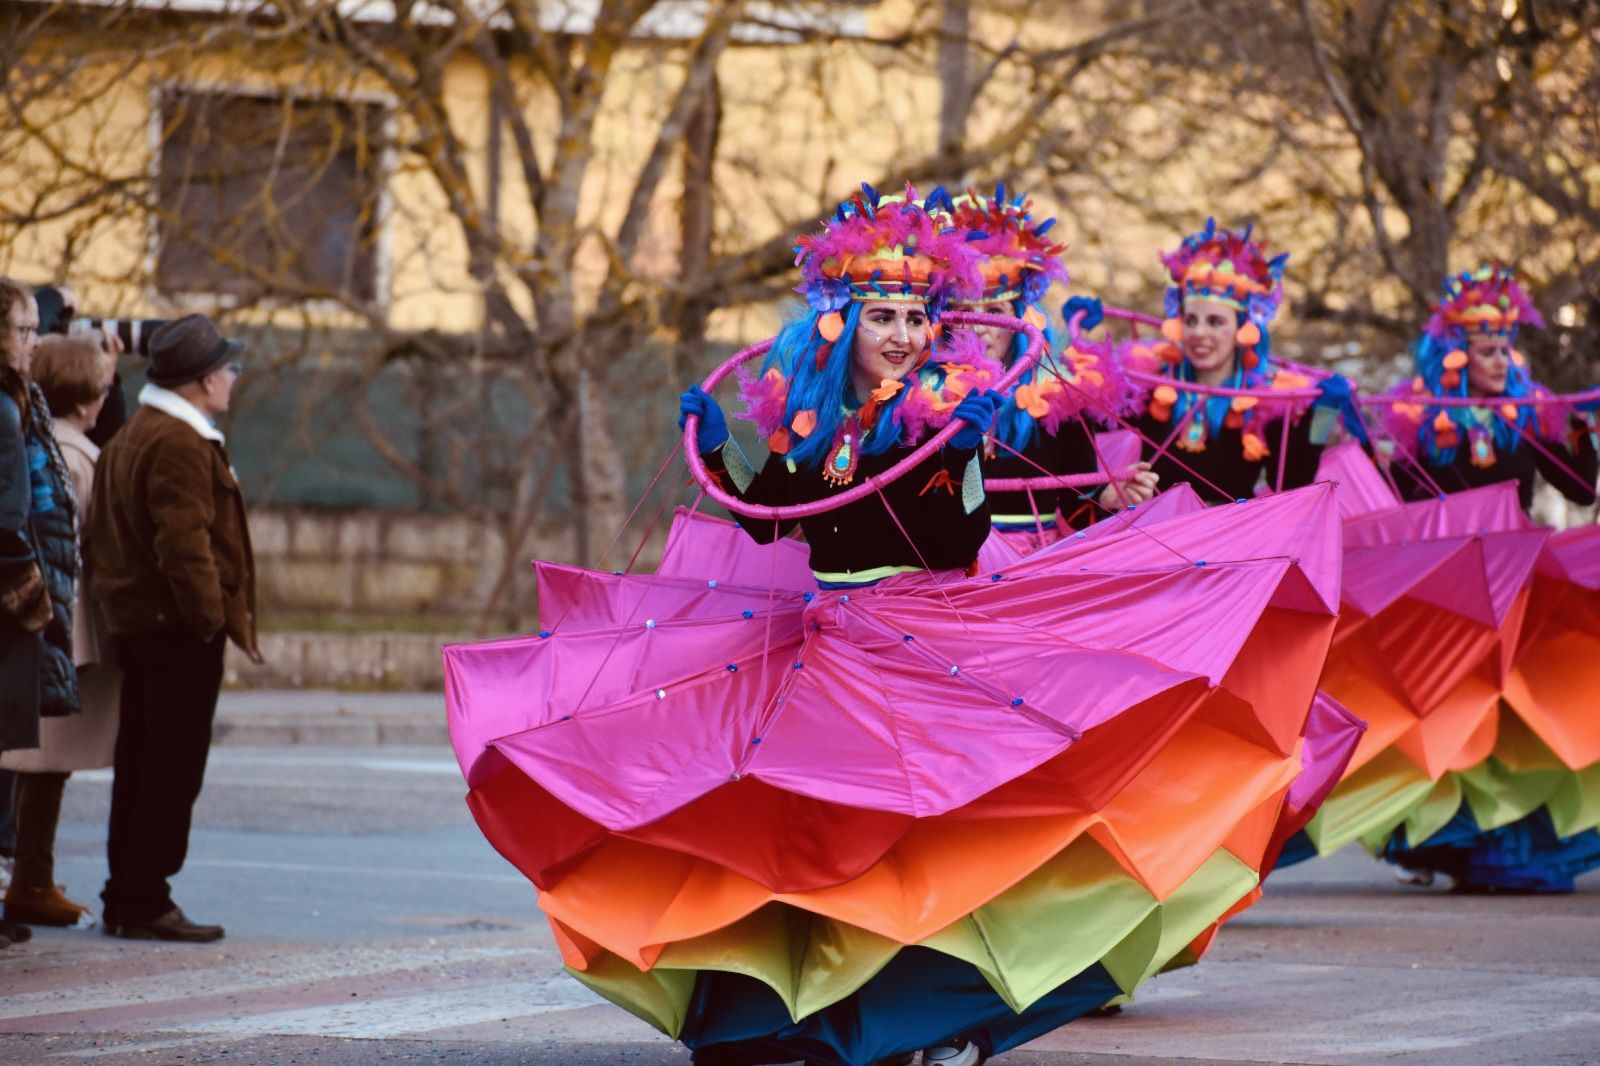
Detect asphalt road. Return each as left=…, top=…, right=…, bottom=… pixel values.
left=1, top=744, right=1596, bottom=1065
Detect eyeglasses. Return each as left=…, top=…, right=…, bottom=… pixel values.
left=11, top=325, right=37, bottom=340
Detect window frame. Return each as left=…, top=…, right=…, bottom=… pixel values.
left=146, top=79, right=397, bottom=318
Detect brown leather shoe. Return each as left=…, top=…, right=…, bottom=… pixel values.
left=0, top=918, right=32, bottom=944
left=4, top=884, right=91, bottom=927
left=105, top=907, right=224, bottom=942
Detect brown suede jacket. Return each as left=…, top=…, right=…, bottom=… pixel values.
left=89, top=404, right=260, bottom=659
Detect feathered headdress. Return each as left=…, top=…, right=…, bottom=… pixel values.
left=793, top=182, right=985, bottom=340
left=1423, top=262, right=1544, bottom=345
left=1133, top=220, right=1300, bottom=460
left=931, top=183, right=1069, bottom=308
left=1160, top=217, right=1287, bottom=329
left=1401, top=263, right=1553, bottom=467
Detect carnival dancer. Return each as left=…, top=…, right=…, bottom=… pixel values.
left=678, top=191, right=1000, bottom=591
left=1385, top=263, right=1598, bottom=511
left=935, top=186, right=1156, bottom=547
left=445, top=186, right=1348, bottom=1066
left=1323, top=263, right=1600, bottom=893
left=1115, top=219, right=1355, bottom=505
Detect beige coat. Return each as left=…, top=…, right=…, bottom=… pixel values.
left=1, top=421, right=119, bottom=773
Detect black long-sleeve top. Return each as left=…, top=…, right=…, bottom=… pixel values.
left=1391, top=420, right=1598, bottom=512
left=1136, top=406, right=1325, bottom=506
left=705, top=440, right=991, bottom=582
left=985, top=421, right=1103, bottom=527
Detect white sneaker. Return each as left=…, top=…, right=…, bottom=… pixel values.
left=922, top=1040, right=981, bottom=1066
left=1395, top=868, right=1435, bottom=887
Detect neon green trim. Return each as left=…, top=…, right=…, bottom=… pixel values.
left=991, top=514, right=1058, bottom=527
left=810, top=564, right=922, bottom=586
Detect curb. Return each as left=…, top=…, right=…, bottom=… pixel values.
left=211, top=691, right=449, bottom=747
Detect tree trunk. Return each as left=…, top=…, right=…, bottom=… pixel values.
left=935, top=0, right=974, bottom=186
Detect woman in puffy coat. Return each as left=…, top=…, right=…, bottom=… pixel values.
left=0, top=277, right=79, bottom=948
left=3, top=335, right=116, bottom=928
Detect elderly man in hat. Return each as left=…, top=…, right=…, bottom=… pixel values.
left=90, top=313, right=260, bottom=942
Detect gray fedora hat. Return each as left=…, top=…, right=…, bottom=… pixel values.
left=146, top=313, right=243, bottom=388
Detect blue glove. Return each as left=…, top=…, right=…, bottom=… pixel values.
left=1575, top=394, right=1600, bottom=414
left=1312, top=374, right=1353, bottom=409
left=1312, top=374, right=1369, bottom=445
left=1062, top=296, right=1105, bottom=332
left=678, top=385, right=729, bottom=454
left=949, top=389, right=1001, bottom=451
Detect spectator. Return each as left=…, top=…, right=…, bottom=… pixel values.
left=90, top=313, right=259, bottom=943
left=34, top=285, right=130, bottom=446
left=2, top=336, right=121, bottom=928
left=1, top=277, right=72, bottom=950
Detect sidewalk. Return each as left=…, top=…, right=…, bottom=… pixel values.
left=214, top=690, right=449, bottom=747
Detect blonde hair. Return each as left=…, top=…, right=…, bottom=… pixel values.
left=32, top=334, right=109, bottom=416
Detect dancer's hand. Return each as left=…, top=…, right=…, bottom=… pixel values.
left=678, top=385, right=729, bottom=454
left=1062, top=296, right=1105, bottom=332
left=950, top=390, right=1001, bottom=451
left=1099, top=462, right=1159, bottom=512
left=1312, top=374, right=1369, bottom=444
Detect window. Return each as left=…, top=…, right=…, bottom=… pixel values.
left=156, top=89, right=385, bottom=302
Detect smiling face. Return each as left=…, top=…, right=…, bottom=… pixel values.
left=1181, top=297, right=1238, bottom=381
left=1465, top=333, right=1511, bottom=396
left=851, top=300, right=930, bottom=398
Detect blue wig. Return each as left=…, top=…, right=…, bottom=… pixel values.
left=762, top=302, right=913, bottom=469
left=1412, top=330, right=1536, bottom=465
left=989, top=299, right=1060, bottom=454
left=1165, top=310, right=1275, bottom=435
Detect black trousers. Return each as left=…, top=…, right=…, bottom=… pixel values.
left=11, top=771, right=69, bottom=889
left=102, top=628, right=225, bottom=926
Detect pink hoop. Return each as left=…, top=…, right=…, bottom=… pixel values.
left=1359, top=388, right=1600, bottom=409
left=1069, top=304, right=1324, bottom=400
left=683, top=312, right=1046, bottom=520
left=985, top=468, right=1140, bottom=493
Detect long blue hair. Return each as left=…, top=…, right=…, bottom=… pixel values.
left=1414, top=329, right=1535, bottom=464
left=763, top=302, right=913, bottom=469
left=990, top=298, right=1059, bottom=454
left=1169, top=309, right=1274, bottom=433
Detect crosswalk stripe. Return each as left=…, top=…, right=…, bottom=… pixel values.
left=0, top=944, right=530, bottom=1023
left=177, top=977, right=602, bottom=1039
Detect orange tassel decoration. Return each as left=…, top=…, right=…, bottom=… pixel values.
left=1155, top=342, right=1183, bottom=365
left=1161, top=317, right=1184, bottom=342
left=818, top=311, right=845, bottom=342
left=1149, top=384, right=1178, bottom=423
left=1441, top=369, right=1461, bottom=388
left=1442, top=350, right=1469, bottom=370
left=1235, top=321, right=1261, bottom=346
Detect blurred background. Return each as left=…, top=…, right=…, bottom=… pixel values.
left=1, top=0, right=1596, bottom=686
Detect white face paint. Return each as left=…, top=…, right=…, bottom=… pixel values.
left=851, top=299, right=930, bottom=401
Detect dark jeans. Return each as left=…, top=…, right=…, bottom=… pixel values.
left=102, top=627, right=225, bottom=926
left=11, top=771, right=69, bottom=889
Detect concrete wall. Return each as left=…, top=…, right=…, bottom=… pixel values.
left=249, top=506, right=574, bottom=628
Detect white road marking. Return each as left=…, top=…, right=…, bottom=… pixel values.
left=178, top=976, right=603, bottom=1039
left=183, top=857, right=525, bottom=885
left=0, top=944, right=531, bottom=1022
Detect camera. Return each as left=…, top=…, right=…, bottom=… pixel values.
left=68, top=316, right=170, bottom=357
